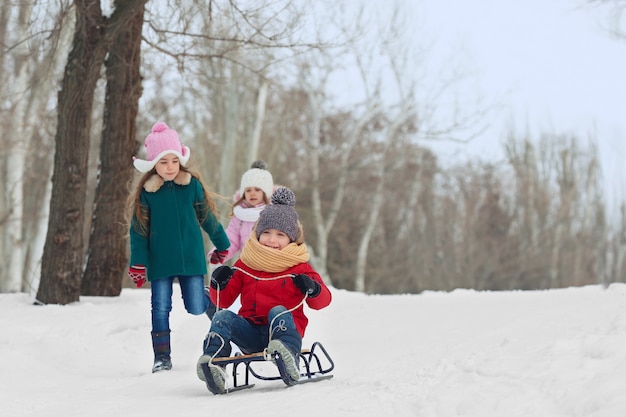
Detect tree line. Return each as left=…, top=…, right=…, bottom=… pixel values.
left=0, top=1, right=624, bottom=303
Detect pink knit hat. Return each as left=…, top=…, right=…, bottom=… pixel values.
left=132, top=122, right=191, bottom=173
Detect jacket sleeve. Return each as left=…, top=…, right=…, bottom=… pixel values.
left=204, top=213, right=230, bottom=252
left=221, top=217, right=245, bottom=261
left=206, top=218, right=240, bottom=262
left=304, top=270, right=332, bottom=310
left=193, top=180, right=230, bottom=252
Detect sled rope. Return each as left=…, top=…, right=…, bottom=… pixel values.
left=268, top=297, right=306, bottom=340
left=233, top=267, right=293, bottom=281
left=213, top=268, right=294, bottom=313
left=203, top=331, right=231, bottom=392
left=212, top=267, right=307, bottom=348
left=203, top=331, right=226, bottom=362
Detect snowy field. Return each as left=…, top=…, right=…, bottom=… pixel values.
left=2, top=283, right=626, bottom=417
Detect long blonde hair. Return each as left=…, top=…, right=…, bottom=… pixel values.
left=125, top=165, right=219, bottom=237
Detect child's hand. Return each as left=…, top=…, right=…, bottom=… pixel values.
left=211, top=265, right=234, bottom=290
left=209, top=249, right=228, bottom=265
left=128, top=265, right=146, bottom=288
left=292, top=274, right=321, bottom=297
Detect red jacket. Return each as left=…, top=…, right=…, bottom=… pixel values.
left=210, top=259, right=332, bottom=337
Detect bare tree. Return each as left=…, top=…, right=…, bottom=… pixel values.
left=297, top=67, right=378, bottom=283
left=22, top=7, right=75, bottom=294
left=505, top=137, right=551, bottom=288
left=81, top=0, right=146, bottom=296
left=139, top=0, right=318, bottom=201
left=284, top=2, right=389, bottom=284
left=83, top=0, right=329, bottom=295
left=2, top=1, right=33, bottom=293
left=5, top=0, right=619, bottom=300
left=587, top=0, right=626, bottom=38
left=502, top=133, right=608, bottom=289
left=611, top=204, right=626, bottom=282
left=37, top=0, right=148, bottom=305
left=0, top=2, right=74, bottom=293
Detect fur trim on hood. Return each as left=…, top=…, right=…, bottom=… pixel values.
left=143, top=171, right=192, bottom=192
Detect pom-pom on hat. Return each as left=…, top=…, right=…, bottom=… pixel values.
left=256, top=187, right=299, bottom=242
left=133, top=122, right=190, bottom=173
left=240, top=160, right=274, bottom=198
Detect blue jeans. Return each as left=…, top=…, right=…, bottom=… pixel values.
left=151, top=275, right=209, bottom=333
left=202, top=306, right=302, bottom=358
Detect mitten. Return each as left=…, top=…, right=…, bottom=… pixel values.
left=292, top=274, right=321, bottom=297
left=209, top=249, right=229, bottom=265
left=128, top=265, right=146, bottom=288
left=211, top=265, right=234, bottom=290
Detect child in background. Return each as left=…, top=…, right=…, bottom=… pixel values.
left=207, top=160, right=274, bottom=266
left=127, top=121, right=230, bottom=373
left=196, top=187, right=332, bottom=394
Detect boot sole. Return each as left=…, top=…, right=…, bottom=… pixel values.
left=267, top=340, right=300, bottom=382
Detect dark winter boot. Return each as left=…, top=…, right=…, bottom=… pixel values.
left=268, top=339, right=299, bottom=383
left=196, top=331, right=231, bottom=382
left=151, top=330, right=172, bottom=373
left=197, top=357, right=227, bottom=395
left=204, top=287, right=217, bottom=319
left=267, top=306, right=302, bottom=383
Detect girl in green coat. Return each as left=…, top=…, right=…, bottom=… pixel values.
left=127, top=122, right=230, bottom=373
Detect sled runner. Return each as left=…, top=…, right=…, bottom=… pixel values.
left=200, top=341, right=334, bottom=394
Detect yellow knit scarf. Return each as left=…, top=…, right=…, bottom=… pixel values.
left=240, top=235, right=310, bottom=273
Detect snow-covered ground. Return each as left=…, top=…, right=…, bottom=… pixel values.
left=2, top=284, right=626, bottom=416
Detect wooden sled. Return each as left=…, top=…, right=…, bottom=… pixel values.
left=204, top=341, right=334, bottom=393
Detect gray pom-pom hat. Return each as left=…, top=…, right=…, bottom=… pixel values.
left=256, top=187, right=300, bottom=242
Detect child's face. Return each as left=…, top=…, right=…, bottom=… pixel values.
left=259, top=228, right=291, bottom=250
left=244, top=187, right=265, bottom=206
left=155, top=154, right=180, bottom=181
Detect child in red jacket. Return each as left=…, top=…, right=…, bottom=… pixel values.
left=196, top=187, right=332, bottom=394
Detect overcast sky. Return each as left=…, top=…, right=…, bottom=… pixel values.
left=330, top=0, right=626, bottom=211
left=418, top=0, right=626, bottom=207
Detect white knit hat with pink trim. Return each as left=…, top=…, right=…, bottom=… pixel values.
left=132, top=122, right=190, bottom=173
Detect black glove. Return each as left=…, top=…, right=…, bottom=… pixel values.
left=292, top=274, right=321, bottom=297
left=211, top=265, right=234, bottom=290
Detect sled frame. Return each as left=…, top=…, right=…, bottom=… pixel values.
left=211, top=341, right=334, bottom=391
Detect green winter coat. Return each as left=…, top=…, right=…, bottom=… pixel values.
left=129, top=171, right=230, bottom=281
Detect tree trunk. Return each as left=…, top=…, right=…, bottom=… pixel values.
left=247, top=80, right=267, bottom=165
left=354, top=157, right=386, bottom=293
left=81, top=1, right=145, bottom=296
left=2, top=0, right=32, bottom=292
left=22, top=7, right=75, bottom=293
left=37, top=0, right=148, bottom=305
left=36, top=2, right=108, bottom=305
left=304, top=78, right=376, bottom=285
